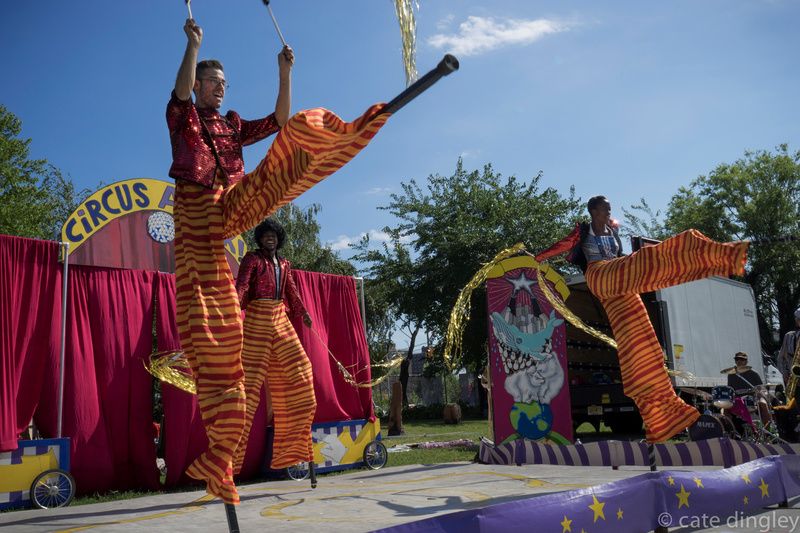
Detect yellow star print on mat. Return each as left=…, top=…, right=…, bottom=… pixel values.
left=588, top=494, right=606, bottom=523
left=693, top=477, right=704, bottom=488
left=560, top=515, right=572, bottom=532
left=667, top=475, right=675, bottom=486
left=617, top=508, right=623, bottom=520
left=741, top=474, right=751, bottom=484
left=759, top=478, right=769, bottom=498
left=676, top=484, right=691, bottom=509
left=743, top=496, right=749, bottom=505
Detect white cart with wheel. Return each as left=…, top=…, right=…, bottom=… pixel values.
left=284, top=418, right=387, bottom=480
left=0, top=437, right=75, bottom=510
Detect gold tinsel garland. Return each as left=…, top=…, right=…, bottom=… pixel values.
left=147, top=327, right=404, bottom=395
left=442, top=242, right=527, bottom=369
left=534, top=267, right=618, bottom=349
left=442, top=244, right=689, bottom=381
left=146, top=350, right=197, bottom=395
left=392, top=0, right=419, bottom=87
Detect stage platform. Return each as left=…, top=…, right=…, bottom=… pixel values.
left=1, top=460, right=799, bottom=532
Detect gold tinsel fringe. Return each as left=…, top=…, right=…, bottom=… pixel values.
left=146, top=328, right=405, bottom=394
left=146, top=350, right=196, bottom=394
left=442, top=242, right=527, bottom=369
left=392, top=0, right=419, bottom=86
left=535, top=268, right=618, bottom=349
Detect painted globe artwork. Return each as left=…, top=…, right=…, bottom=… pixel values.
left=509, top=401, right=553, bottom=440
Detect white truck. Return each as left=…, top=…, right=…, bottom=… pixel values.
left=563, top=268, right=766, bottom=435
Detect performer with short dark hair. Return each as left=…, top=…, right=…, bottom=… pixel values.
left=536, top=195, right=749, bottom=442
left=166, top=17, right=388, bottom=505
left=232, top=218, right=315, bottom=475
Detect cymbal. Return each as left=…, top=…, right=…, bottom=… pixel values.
left=680, top=387, right=711, bottom=400
left=720, top=365, right=752, bottom=375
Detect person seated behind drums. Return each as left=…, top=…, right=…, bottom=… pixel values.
left=727, top=351, right=772, bottom=427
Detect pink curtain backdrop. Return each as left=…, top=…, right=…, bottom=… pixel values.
left=158, top=270, right=374, bottom=486
left=0, top=235, right=160, bottom=494
left=0, top=235, right=62, bottom=451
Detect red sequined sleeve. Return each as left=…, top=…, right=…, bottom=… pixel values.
left=283, top=262, right=307, bottom=319
left=535, top=223, right=582, bottom=262
left=237, top=112, right=280, bottom=147
left=166, top=91, right=196, bottom=137
left=235, top=253, right=258, bottom=310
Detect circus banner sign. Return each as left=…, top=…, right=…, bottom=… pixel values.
left=486, top=255, right=573, bottom=445
left=60, top=178, right=247, bottom=274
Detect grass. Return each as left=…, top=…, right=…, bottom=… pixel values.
left=380, top=418, right=490, bottom=468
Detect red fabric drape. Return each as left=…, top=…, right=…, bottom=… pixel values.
left=292, top=271, right=373, bottom=423
left=0, top=235, right=160, bottom=494
left=159, top=269, right=373, bottom=483
left=0, top=235, right=61, bottom=451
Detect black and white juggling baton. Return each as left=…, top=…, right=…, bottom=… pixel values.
left=262, top=0, right=288, bottom=47
left=185, top=0, right=193, bottom=20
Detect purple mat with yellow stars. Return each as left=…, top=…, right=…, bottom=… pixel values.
left=371, top=455, right=800, bottom=533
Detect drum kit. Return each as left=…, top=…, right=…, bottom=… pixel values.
left=681, top=365, right=786, bottom=444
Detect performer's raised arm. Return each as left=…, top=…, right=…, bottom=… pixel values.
left=274, top=45, right=294, bottom=126
left=175, top=19, right=202, bottom=101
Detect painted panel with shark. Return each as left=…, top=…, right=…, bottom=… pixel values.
left=486, top=256, right=573, bottom=445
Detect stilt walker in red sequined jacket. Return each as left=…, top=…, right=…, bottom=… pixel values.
left=166, top=18, right=388, bottom=505
left=232, top=219, right=315, bottom=475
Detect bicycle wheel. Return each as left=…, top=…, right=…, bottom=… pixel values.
left=285, top=462, right=310, bottom=480
left=30, top=469, right=75, bottom=509
left=363, top=441, right=388, bottom=470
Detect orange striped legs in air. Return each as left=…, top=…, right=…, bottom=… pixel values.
left=173, top=181, right=245, bottom=505
left=586, top=229, right=749, bottom=442
left=232, top=299, right=316, bottom=474
left=222, top=105, right=389, bottom=239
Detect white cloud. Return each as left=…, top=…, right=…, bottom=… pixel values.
left=329, top=229, right=394, bottom=251
left=428, top=16, right=571, bottom=57
left=363, top=187, right=393, bottom=195
left=436, top=14, right=455, bottom=31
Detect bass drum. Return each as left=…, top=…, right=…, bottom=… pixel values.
left=711, top=386, right=735, bottom=409
left=688, top=413, right=725, bottom=441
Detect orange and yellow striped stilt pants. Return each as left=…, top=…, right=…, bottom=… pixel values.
left=174, top=105, right=389, bottom=504
left=232, top=299, right=316, bottom=475
left=586, top=229, right=749, bottom=443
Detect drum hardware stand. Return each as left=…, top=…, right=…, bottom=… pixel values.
left=734, top=373, right=789, bottom=444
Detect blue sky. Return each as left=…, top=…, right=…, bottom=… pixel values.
left=3, top=0, right=799, bottom=260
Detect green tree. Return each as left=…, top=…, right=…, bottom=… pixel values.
left=0, top=105, right=87, bottom=239
left=352, top=238, right=422, bottom=405
left=662, top=145, right=800, bottom=346
left=355, top=159, right=582, bottom=380
left=621, top=198, right=670, bottom=241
